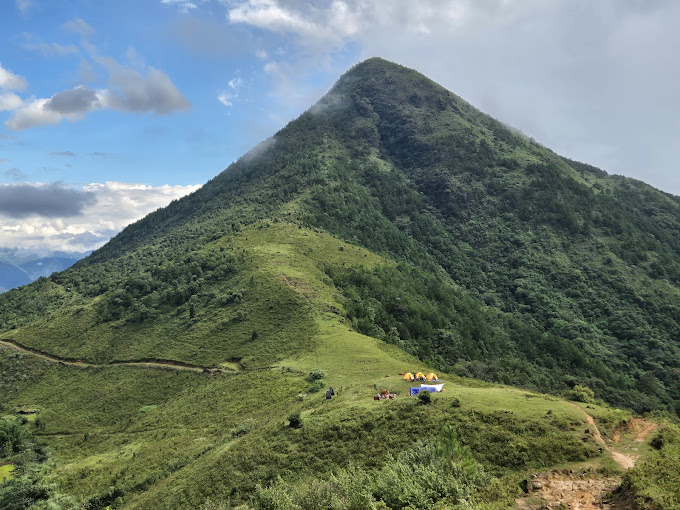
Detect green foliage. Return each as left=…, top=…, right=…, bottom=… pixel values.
left=231, top=418, right=257, bottom=438
left=0, top=471, right=52, bottom=510
left=308, top=369, right=326, bottom=381
left=2, top=57, right=680, bottom=415
left=250, top=436, right=490, bottom=510
left=417, top=390, right=432, bottom=404
left=0, top=418, right=26, bottom=457
left=1, top=57, right=679, bottom=508
left=622, top=422, right=680, bottom=508
left=287, top=413, right=302, bottom=429
left=567, top=385, right=596, bottom=403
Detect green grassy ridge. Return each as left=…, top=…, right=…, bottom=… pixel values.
left=0, top=226, right=323, bottom=368
left=0, top=340, right=663, bottom=509
left=2, top=58, right=679, bottom=413
left=0, top=222, right=664, bottom=508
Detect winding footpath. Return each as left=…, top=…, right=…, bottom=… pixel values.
left=570, top=403, right=636, bottom=471
left=0, top=338, right=207, bottom=373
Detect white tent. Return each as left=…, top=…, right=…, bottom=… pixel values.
left=420, top=383, right=444, bottom=392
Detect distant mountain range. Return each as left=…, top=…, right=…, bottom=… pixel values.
left=0, top=251, right=88, bottom=292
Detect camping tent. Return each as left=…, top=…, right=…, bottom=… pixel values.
left=403, top=372, right=414, bottom=381
left=420, top=383, right=444, bottom=392
left=415, top=372, right=425, bottom=380
left=425, top=372, right=438, bottom=382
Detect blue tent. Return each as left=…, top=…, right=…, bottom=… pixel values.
left=410, top=387, right=437, bottom=396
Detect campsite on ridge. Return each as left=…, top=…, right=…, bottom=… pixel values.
left=1, top=57, right=680, bottom=508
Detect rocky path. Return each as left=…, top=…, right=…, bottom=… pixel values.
left=516, top=404, right=658, bottom=509
left=573, top=405, right=635, bottom=471
left=0, top=339, right=208, bottom=373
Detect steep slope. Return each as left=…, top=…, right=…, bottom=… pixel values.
left=1, top=57, right=680, bottom=507
left=2, top=58, right=678, bottom=414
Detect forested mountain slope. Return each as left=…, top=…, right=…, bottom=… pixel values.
left=1, top=58, right=679, bottom=415
left=1, top=57, right=680, bottom=509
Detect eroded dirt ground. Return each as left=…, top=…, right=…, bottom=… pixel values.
left=515, top=408, right=657, bottom=510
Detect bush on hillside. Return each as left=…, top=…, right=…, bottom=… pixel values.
left=288, top=413, right=302, bottom=429
left=308, top=369, right=326, bottom=381
left=567, top=385, right=595, bottom=403
left=0, top=417, right=27, bottom=457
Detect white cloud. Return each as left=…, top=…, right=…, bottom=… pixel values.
left=227, top=0, right=362, bottom=47
left=19, top=34, right=80, bottom=57
left=15, top=0, right=34, bottom=15
left=62, top=18, right=96, bottom=38
left=229, top=0, right=319, bottom=37
left=217, top=92, right=233, bottom=107
left=102, top=66, right=191, bottom=114
left=217, top=76, right=245, bottom=108
left=0, top=181, right=201, bottom=252
left=6, top=98, right=76, bottom=130
left=228, top=76, right=243, bottom=90
left=161, top=0, right=206, bottom=13
left=0, top=62, right=27, bottom=91
left=0, top=93, right=23, bottom=111
left=6, top=88, right=107, bottom=130
left=5, top=58, right=190, bottom=130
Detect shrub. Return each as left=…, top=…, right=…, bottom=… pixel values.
left=308, top=369, right=326, bottom=381
left=417, top=390, right=432, bottom=404
left=567, top=385, right=595, bottom=403
left=308, top=380, right=325, bottom=394
left=288, top=413, right=302, bottom=429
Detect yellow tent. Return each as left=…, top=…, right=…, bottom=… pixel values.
left=426, top=372, right=438, bottom=381
left=415, top=372, right=425, bottom=379
left=403, top=372, right=414, bottom=381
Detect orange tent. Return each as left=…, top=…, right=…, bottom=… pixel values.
left=426, top=372, right=438, bottom=381
left=415, top=372, right=425, bottom=379
left=403, top=372, right=414, bottom=381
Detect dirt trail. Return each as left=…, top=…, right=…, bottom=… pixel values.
left=0, top=339, right=207, bottom=373
left=633, top=418, right=658, bottom=442
left=570, top=403, right=635, bottom=470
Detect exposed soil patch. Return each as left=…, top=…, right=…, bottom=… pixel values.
left=517, top=406, right=657, bottom=509
left=516, top=472, right=623, bottom=509
left=612, top=417, right=658, bottom=444
left=632, top=418, right=657, bottom=442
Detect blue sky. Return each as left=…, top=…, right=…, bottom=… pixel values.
left=1, top=0, right=679, bottom=254
left=0, top=0, right=355, bottom=188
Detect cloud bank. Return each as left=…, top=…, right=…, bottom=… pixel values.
left=0, top=181, right=201, bottom=252
left=2, top=29, right=190, bottom=131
